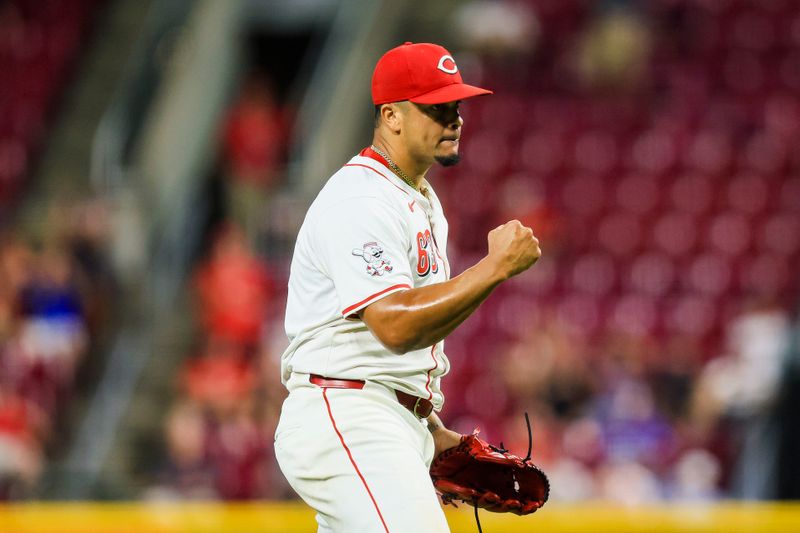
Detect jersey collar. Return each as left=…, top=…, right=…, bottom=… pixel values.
left=359, top=146, right=431, bottom=198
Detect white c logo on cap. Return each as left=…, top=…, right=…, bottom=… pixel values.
left=437, top=55, right=458, bottom=74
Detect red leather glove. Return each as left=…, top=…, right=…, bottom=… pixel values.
left=429, top=431, right=549, bottom=515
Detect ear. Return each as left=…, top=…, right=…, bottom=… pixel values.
left=380, top=103, right=404, bottom=134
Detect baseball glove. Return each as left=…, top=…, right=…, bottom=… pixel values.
left=429, top=415, right=549, bottom=517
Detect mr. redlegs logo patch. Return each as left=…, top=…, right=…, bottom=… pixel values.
left=352, top=242, right=393, bottom=276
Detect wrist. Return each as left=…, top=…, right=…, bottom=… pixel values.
left=432, top=427, right=463, bottom=457
left=475, top=256, right=508, bottom=284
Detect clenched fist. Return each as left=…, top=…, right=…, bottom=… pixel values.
left=486, top=220, right=541, bottom=280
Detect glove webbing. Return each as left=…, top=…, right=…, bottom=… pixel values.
left=470, top=412, right=533, bottom=533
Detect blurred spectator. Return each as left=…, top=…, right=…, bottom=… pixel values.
left=649, top=335, right=700, bottom=422
left=693, top=300, right=790, bottom=432
left=150, top=219, right=284, bottom=500
left=547, top=456, right=597, bottom=502
left=575, top=5, right=651, bottom=93
left=692, top=299, right=791, bottom=497
left=597, top=376, right=676, bottom=467
left=145, top=400, right=216, bottom=501
left=454, top=0, right=540, bottom=58
left=65, top=198, right=117, bottom=335
left=0, top=196, right=116, bottom=499
left=669, top=447, right=722, bottom=501
left=149, top=337, right=272, bottom=501
left=205, top=397, right=270, bottom=500
left=18, top=245, right=87, bottom=369
left=182, top=337, right=257, bottom=417
left=194, top=225, right=273, bottom=351
left=502, top=313, right=595, bottom=419
left=221, top=72, right=290, bottom=246
left=597, top=459, right=662, bottom=505
left=0, top=383, right=45, bottom=499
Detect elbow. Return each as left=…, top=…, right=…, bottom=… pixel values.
left=385, top=343, right=410, bottom=355
left=360, top=303, right=422, bottom=354
left=374, top=328, right=420, bottom=355
left=380, top=335, right=416, bottom=355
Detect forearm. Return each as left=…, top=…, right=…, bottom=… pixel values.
left=427, top=412, right=445, bottom=433
left=360, top=256, right=505, bottom=354
left=425, top=413, right=447, bottom=435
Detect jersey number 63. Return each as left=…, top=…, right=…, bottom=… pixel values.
left=416, top=229, right=439, bottom=277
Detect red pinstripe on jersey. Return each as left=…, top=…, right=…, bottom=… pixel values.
left=341, top=283, right=411, bottom=317
left=424, top=344, right=439, bottom=400
left=322, top=388, right=390, bottom=532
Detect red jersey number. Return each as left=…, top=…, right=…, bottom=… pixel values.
left=416, top=230, right=439, bottom=277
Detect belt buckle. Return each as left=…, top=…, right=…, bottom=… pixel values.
left=412, top=397, right=423, bottom=419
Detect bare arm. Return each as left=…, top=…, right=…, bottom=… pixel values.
left=360, top=220, right=540, bottom=354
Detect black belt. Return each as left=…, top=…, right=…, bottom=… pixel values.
left=309, top=374, right=434, bottom=419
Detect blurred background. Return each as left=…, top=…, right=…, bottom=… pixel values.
left=1, top=0, right=800, bottom=530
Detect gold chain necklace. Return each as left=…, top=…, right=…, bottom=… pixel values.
left=370, top=145, right=419, bottom=191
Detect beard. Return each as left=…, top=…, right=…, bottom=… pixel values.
left=435, top=154, right=461, bottom=167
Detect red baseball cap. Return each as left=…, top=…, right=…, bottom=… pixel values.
left=371, top=42, right=493, bottom=105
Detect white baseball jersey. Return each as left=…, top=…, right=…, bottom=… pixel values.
left=282, top=147, right=451, bottom=410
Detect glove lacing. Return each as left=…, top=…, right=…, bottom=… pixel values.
left=469, top=413, right=533, bottom=533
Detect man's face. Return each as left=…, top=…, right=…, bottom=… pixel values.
left=401, top=100, right=463, bottom=167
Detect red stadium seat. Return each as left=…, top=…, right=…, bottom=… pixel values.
left=463, top=129, right=511, bottom=176
left=723, top=50, right=765, bottom=95
left=686, top=252, right=734, bottom=296
left=739, top=253, right=793, bottom=299
left=759, top=212, right=800, bottom=256
left=609, top=293, right=658, bottom=336
left=779, top=50, right=800, bottom=90
left=707, top=212, right=753, bottom=256
left=780, top=177, right=800, bottom=212
left=669, top=172, right=715, bottom=215
left=520, top=130, right=567, bottom=174
left=728, top=10, right=775, bottom=52
left=615, top=173, right=661, bottom=215
left=555, top=292, right=602, bottom=334
left=740, top=132, right=789, bottom=174
left=764, top=93, right=800, bottom=138
left=597, top=212, right=644, bottom=257
left=573, top=130, right=618, bottom=174
left=629, top=129, right=679, bottom=174
left=561, top=174, right=606, bottom=216
left=652, top=212, right=699, bottom=257
left=463, top=373, right=511, bottom=418
left=726, top=172, right=771, bottom=216
left=568, top=253, right=617, bottom=296
left=663, top=294, right=717, bottom=337
left=624, top=252, right=676, bottom=297
left=509, top=254, right=558, bottom=295
left=684, top=130, right=734, bottom=175
left=0, top=137, right=28, bottom=199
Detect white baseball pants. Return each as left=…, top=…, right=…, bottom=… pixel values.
left=274, top=373, right=450, bottom=533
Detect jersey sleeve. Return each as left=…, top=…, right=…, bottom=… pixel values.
left=311, top=197, right=413, bottom=318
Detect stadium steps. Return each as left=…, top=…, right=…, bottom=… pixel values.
left=17, top=0, right=155, bottom=229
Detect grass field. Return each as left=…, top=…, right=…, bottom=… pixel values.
left=2, top=501, right=800, bottom=532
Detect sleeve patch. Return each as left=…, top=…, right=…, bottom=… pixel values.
left=352, top=241, right=394, bottom=276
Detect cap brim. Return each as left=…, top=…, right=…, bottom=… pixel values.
left=409, top=83, right=493, bottom=104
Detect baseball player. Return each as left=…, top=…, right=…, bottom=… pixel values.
left=274, top=42, right=541, bottom=532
